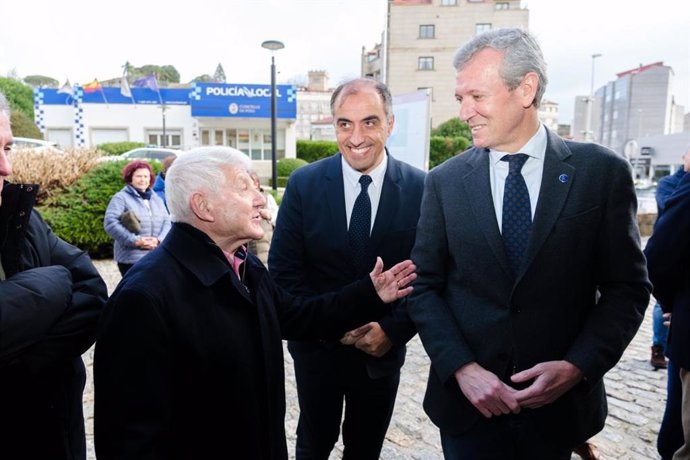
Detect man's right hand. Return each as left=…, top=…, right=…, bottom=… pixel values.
left=454, top=362, right=521, bottom=418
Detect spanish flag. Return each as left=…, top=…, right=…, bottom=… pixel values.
left=83, top=78, right=102, bottom=93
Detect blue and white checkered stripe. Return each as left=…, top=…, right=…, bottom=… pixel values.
left=33, top=88, right=46, bottom=135
left=190, top=83, right=202, bottom=101
left=287, top=85, right=297, bottom=103
left=74, top=86, right=85, bottom=147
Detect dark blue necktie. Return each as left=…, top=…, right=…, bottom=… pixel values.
left=501, top=154, right=531, bottom=276
left=349, top=175, right=373, bottom=272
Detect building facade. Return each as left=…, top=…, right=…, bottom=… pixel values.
left=572, top=62, right=685, bottom=155
left=35, top=82, right=298, bottom=177
left=373, top=0, right=528, bottom=128
left=294, top=71, right=335, bottom=141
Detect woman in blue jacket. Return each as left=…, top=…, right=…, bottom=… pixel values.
left=104, top=160, right=171, bottom=275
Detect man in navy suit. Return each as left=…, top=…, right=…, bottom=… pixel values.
left=269, top=78, right=425, bottom=460
left=407, top=28, right=651, bottom=458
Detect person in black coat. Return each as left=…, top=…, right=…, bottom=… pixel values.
left=0, top=91, right=108, bottom=459
left=646, top=161, right=690, bottom=460
left=93, top=146, right=416, bottom=460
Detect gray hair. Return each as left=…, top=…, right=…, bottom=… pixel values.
left=453, top=27, right=548, bottom=108
left=330, top=78, right=394, bottom=121
left=0, top=90, right=10, bottom=118
left=166, top=146, right=252, bottom=223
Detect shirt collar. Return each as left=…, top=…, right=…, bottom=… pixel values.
left=341, top=151, right=388, bottom=190
left=489, top=123, right=547, bottom=165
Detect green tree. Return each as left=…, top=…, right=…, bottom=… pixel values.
left=129, top=65, right=181, bottom=85
left=10, top=111, right=42, bottom=138
left=0, top=76, right=35, bottom=119
left=431, top=117, right=471, bottom=139
left=190, top=74, right=214, bottom=83
left=213, top=63, right=227, bottom=83
left=23, top=75, right=59, bottom=88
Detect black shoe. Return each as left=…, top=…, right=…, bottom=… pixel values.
left=651, top=345, right=668, bottom=369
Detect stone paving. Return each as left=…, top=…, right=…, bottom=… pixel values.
left=85, top=259, right=665, bottom=460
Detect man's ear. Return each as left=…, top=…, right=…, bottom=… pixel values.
left=520, top=72, right=539, bottom=108
left=190, top=192, right=214, bottom=222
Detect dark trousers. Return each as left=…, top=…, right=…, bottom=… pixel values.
left=659, top=358, right=685, bottom=459
left=440, top=413, right=572, bottom=460
left=291, top=344, right=400, bottom=460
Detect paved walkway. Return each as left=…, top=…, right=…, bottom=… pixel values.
left=85, top=259, right=665, bottom=459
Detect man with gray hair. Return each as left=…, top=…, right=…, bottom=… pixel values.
left=0, top=91, right=107, bottom=459
left=407, top=28, right=651, bottom=458
left=94, top=146, right=417, bottom=460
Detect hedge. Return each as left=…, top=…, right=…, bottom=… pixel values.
left=97, top=141, right=147, bottom=156
left=296, top=140, right=338, bottom=163
left=39, top=160, right=161, bottom=258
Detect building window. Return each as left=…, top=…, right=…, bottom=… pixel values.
left=440, top=0, right=457, bottom=5
left=495, top=2, right=509, bottom=9
left=419, top=24, right=435, bottom=39
left=418, top=57, right=434, bottom=71
left=146, top=130, right=182, bottom=149
left=475, top=23, right=492, bottom=35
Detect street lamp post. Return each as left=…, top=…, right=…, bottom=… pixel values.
left=584, top=53, right=602, bottom=142
left=261, top=40, right=285, bottom=191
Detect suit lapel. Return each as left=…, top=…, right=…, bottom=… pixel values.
left=370, top=154, right=400, bottom=250
left=463, top=148, right=512, bottom=277
left=324, top=154, right=349, bottom=243
left=520, top=131, right=574, bottom=277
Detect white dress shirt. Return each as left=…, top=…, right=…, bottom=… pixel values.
left=342, top=154, right=388, bottom=233
left=489, top=124, right=547, bottom=232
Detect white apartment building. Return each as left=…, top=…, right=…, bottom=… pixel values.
left=294, top=71, right=335, bottom=141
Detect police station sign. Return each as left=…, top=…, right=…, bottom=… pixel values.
left=191, top=82, right=296, bottom=118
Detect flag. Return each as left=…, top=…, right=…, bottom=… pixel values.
left=133, top=74, right=159, bottom=92
left=120, top=76, right=132, bottom=98
left=83, top=78, right=102, bottom=93
left=57, top=79, right=74, bottom=96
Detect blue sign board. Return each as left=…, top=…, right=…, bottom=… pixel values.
left=36, top=82, right=297, bottom=120
left=189, top=83, right=297, bottom=118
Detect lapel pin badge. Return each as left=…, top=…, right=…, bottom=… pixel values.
left=558, top=174, right=569, bottom=183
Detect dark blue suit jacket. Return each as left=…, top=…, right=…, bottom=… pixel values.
left=408, top=127, right=651, bottom=445
left=646, top=172, right=690, bottom=369
left=269, top=152, right=426, bottom=378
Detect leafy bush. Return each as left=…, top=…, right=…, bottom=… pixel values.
left=10, top=111, right=42, bottom=138
left=296, top=140, right=338, bottom=163
left=277, top=158, right=308, bottom=177
left=39, top=160, right=161, bottom=258
left=97, top=141, right=146, bottom=156
left=0, top=76, right=34, bottom=119
left=429, top=136, right=471, bottom=169
left=8, top=148, right=101, bottom=204
left=431, top=117, right=472, bottom=138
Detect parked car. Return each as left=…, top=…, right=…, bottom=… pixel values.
left=11, top=137, right=65, bottom=154
left=100, top=147, right=180, bottom=162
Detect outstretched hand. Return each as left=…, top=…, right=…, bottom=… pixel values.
left=370, top=257, right=416, bottom=303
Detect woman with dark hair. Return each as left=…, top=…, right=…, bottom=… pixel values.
left=104, top=160, right=171, bottom=276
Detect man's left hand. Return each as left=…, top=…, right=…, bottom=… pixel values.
left=510, top=360, right=583, bottom=409
left=344, top=322, right=393, bottom=357
left=370, top=257, right=416, bottom=303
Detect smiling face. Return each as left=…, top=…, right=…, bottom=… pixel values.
left=334, top=85, right=394, bottom=174
left=455, top=48, right=539, bottom=153
left=130, top=168, right=151, bottom=191
left=208, top=166, right=267, bottom=249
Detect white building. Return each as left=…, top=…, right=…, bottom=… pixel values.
left=294, top=71, right=335, bottom=141
left=35, top=82, right=298, bottom=177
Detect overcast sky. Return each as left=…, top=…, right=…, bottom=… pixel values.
left=1, top=0, right=687, bottom=126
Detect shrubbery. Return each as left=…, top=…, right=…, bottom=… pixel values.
left=8, top=148, right=102, bottom=204
left=277, top=158, right=308, bottom=176
left=296, top=140, right=338, bottom=163
left=39, top=160, right=161, bottom=258
left=97, top=141, right=146, bottom=156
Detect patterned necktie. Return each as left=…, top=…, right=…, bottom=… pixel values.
left=501, top=154, right=531, bottom=276
left=349, top=175, right=373, bottom=272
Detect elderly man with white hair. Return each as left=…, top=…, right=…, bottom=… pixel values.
left=94, top=146, right=416, bottom=460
